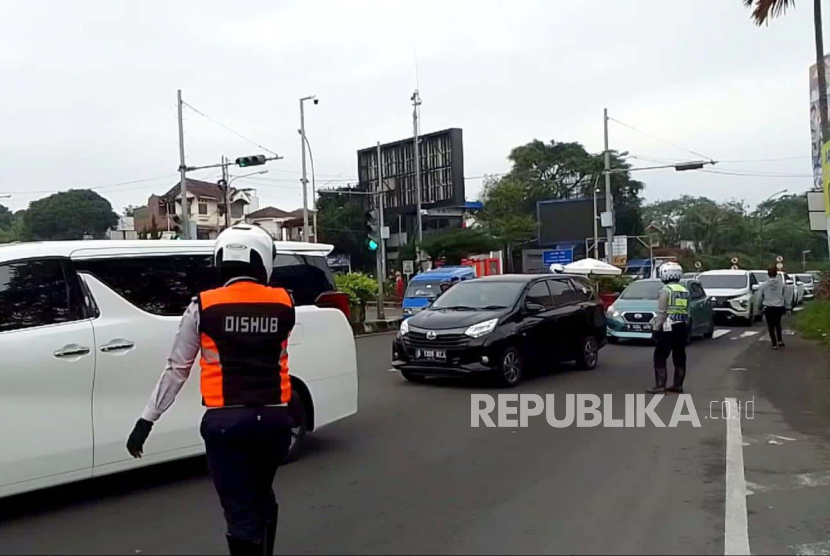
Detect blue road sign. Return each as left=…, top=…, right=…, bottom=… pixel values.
left=543, top=249, right=574, bottom=265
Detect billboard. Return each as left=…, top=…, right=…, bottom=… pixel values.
left=357, top=128, right=465, bottom=215
left=537, top=197, right=606, bottom=247
left=809, top=57, right=830, bottom=191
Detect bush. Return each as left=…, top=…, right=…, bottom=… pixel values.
left=795, top=300, right=830, bottom=346
left=335, top=272, right=377, bottom=306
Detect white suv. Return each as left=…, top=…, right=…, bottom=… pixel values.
left=697, top=270, right=761, bottom=325
left=0, top=240, right=358, bottom=499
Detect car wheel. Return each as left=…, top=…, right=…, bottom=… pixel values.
left=576, top=336, right=600, bottom=370
left=401, top=369, right=427, bottom=383
left=703, top=318, right=715, bottom=339
left=497, top=347, right=524, bottom=387
left=284, top=391, right=308, bottom=464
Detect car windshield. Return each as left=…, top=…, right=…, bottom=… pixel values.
left=405, top=279, right=445, bottom=299
left=698, top=274, right=748, bottom=290
left=430, top=281, right=525, bottom=310
left=624, top=266, right=649, bottom=277
left=752, top=272, right=769, bottom=284
left=620, top=281, right=664, bottom=300
left=796, top=275, right=814, bottom=284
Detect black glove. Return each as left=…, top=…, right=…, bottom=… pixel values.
left=127, top=418, right=154, bottom=458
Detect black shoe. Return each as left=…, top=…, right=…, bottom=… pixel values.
left=646, top=385, right=666, bottom=394
left=666, top=385, right=684, bottom=394
left=668, top=367, right=686, bottom=394
left=771, top=344, right=779, bottom=350
left=227, top=535, right=262, bottom=556
left=778, top=341, right=786, bottom=348
left=264, top=519, right=277, bottom=556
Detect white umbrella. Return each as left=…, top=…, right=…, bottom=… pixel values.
left=563, top=257, right=622, bottom=276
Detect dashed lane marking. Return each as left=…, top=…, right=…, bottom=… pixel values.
left=724, top=397, right=750, bottom=555
left=791, top=541, right=830, bottom=555
left=734, top=331, right=760, bottom=340
left=742, top=471, right=830, bottom=493
left=713, top=329, right=732, bottom=340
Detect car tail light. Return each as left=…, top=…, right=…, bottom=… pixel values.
left=315, top=291, right=350, bottom=320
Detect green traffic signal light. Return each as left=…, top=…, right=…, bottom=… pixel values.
left=368, top=239, right=378, bottom=251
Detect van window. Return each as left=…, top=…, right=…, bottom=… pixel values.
left=76, top=255, right=220, bottom=316
left=0, top=259, right=83, bottom=332
left=526, top=281, right=553, bottom=309
left=548, top=279, right=576, bottom=306
left=569, top=278, right=595, bottom=302
left=270, top=254, right=336, bottom=306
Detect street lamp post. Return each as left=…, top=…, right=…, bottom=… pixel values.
left=758, top=189, right=788, bottom=259
left=802, top=250, right=811, bottom=271
left=298, top=131, right=318, bottom=241
left=300, top=95, right=318, bottom=242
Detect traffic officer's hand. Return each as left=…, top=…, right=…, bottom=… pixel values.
left=127, top=418, right=154, bottom=458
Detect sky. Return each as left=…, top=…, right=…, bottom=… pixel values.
left=0, top=0, right=819, bottom=214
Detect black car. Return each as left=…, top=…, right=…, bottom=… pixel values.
left=391, top=274, right=607, bottom=387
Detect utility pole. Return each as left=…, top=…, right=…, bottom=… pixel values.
left=603, top=108, right=614, bottom=262
left=377, top=142, right=387, bottom=280
left=412, top=90, right=423, bottom=245
left=177, top=89, right=189, bottom=239
left=592, top=179, right=599, bottom=258
left=221, top=155, right=231, bottom=229
left=300, top=98, right=310, bottom=242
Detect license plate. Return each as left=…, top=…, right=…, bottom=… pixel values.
left=628, top=324, right=648, bottom=331
left=416, top=349, right=446, bottom=361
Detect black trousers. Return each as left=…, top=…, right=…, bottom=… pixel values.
left=653, top=322, right=687, bottom=370
left=764, top=306, right=785, bottom=346
left=201, top=407, right=293, bottom=543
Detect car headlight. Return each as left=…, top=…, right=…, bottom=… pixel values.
left=399, top=319, right=410, bottom=336
left=403, top=307, right=413, bottom=315
left=464, top=318, right=498, bottom=338
left=605, top=304, right=621, bottom=319
left=733, top=295, right=750, bottom=308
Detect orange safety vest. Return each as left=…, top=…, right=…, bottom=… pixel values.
left=198, top=280, right=295, bottom=408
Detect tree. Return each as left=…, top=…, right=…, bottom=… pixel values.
left=744, top=0, right=829, bottom=143
left=0, top=204, right=12, bottom=231
left=477, top=176, right=537, bottom=271
left=25, top=189, right=118, bottom=240
left=482, top=139, right=645, bottom=238
left=419, top=227, right=499, bottom=265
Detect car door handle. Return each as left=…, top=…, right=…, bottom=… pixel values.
left=100, top=341, right=135, bottom=353
left=54, top=345, right=91, bottom=358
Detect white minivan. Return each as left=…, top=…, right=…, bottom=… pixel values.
left=0, top=240, right=358, bottom=499
left=697, top=269, right=761, bottom=325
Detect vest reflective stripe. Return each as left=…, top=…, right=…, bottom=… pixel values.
left=198, top=281, right=295, bottom=408
left=664, top=283, right=690, bottom=319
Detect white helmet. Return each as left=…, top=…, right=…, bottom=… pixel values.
left=214, top=224, right=276, bottom=282
left=658, top=261, right=683, bottom=283
left=549, top=263, right=565, bottom=274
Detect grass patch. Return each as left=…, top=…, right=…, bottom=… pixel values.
left=795, top=300, right=830, bottom=346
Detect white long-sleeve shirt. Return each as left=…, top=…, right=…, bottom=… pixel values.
left=140, top=301, right=201, bottom=422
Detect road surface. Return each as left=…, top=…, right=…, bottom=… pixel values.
left=1, top=319, right=829, bottom=555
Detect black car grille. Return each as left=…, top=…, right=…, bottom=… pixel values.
left=623, top=312, right=654, bottom=323
left=406, top=330, right=468, bottom=349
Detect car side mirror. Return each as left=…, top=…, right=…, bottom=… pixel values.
left=751, top=284, right=759, bottom=292
left=524, top=302, right=545, bottom=314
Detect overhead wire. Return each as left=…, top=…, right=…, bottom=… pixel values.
left=181, top=101, right=280, bottom=157
left=608, top=117, right=714, bottom=161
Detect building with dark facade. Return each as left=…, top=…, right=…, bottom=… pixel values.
left=357, top=128, right=467, bottom=261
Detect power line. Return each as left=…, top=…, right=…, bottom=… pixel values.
left=181, top=101, right=280, bottom=157
left=717, top=155, right=811, bottom=163
left=609, top=117, right=714, bottom=161
left=0, top=173, right=179, bottom=196
left=699, top=169, right=813, bottom=179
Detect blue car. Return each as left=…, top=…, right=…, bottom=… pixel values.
left=606, top=278, right=715, bottom=343
left=402, top=266, right=477, bottom=319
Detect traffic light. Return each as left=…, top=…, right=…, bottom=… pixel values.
left=365, top=209, right=379, bottom=251
left=235, top=154, right=267, bottom=167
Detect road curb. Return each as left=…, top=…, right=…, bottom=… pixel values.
left=352, top=318, right=402, bottom=336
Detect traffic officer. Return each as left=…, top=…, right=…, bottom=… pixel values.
left=126, top=224, right=295, bottom=556
left=647, top=262, right=690, bottom=394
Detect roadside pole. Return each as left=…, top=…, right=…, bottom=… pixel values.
left=177, top=89, right=189, bottom=239
left=221, top=155, right=231, bottom=229
left=376, top=142, right=386, bottom=321
left=603, top=108, right=614, bottom=261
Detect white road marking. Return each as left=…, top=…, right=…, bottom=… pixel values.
left=792, top=541, right=830, bottom=555
left=794, top=306, right=804, bottom=313
left=731, top=367, right=747, bottom=371
left=738, top=331, right=760, bottom=339
left=724, top=397, right=750, bottom=555
left=713, top=329, right=731, bottom=340
left=768, top=434, right=797, bottom=442
left=742, top=471, right=830, bottom=493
